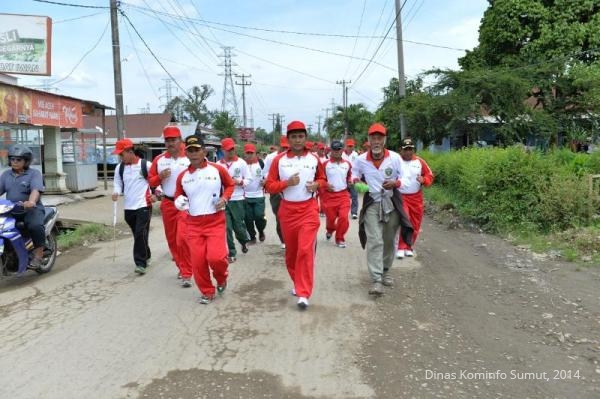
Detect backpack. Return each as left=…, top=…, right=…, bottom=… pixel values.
left=258, top=158, right=264, bottom=169
left=118, top=159, right=148, bottom=191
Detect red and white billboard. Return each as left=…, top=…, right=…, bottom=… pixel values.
left=0, top=13, right=52, bottom=76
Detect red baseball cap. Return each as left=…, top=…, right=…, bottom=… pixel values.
left=345, top=138, right=355, bottom=146
left=221, top=137, right=235, bottom=151
left=163, top=125, right=181, bottom=139
left=244, top=143, right=256, bottom=153
left=317, top=142, right=325, bottom=150
left=368, top=122, right=386, bottom=136
left=280, top=136, right=289, bottom=148
left=286, top=120, right=307, bottom=135
left=305, top=141, right=314, bottom=150
left=112, top=138, right=134, bottom=155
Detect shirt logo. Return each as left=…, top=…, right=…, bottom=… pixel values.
left=384, top=167, right=393, bottom=177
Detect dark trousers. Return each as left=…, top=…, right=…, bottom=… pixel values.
left=268, top=193, right=284, bottom=243
left=244, top=197, right=267, bottom=240
left=14, top=206, right=45, bottom=248
left=124, top=206, right=152, bottom=268
left=226, top=200, right=250, bottom=257
left=348, top=185, right=358, bottom=215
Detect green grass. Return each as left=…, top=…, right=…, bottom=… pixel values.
left=57, top=223, right=115, bottom=251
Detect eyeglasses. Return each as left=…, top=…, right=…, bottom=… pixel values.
left=186, top=147, right=202, bottom=152
left=9, top=157, right=24, bottom=162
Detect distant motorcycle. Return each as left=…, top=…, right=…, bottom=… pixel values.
left=0, top=199, right=59, bottom=276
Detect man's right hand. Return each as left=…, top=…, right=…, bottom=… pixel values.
left=286, top=173, right=300, bottom=187
left=111, top=193, right=119, bottom=201
left=160, top=168, right=171, bottom=179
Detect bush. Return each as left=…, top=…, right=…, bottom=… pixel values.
left=421, top=146, right=596, bottom=234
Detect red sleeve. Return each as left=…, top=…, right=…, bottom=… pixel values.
left=419, top=157, right=434, bottom=187
left=147, top=153, right=163, bottom=188
left=264, top=153, right=288, bottom=194
left=313, top=155, right=327, bottom=189
left=173, top=168, right=187, bottom=198
left=214, top=163, right=235, bottom=200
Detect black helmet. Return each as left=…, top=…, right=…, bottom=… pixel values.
left=8, top=144, right=33, bottom=162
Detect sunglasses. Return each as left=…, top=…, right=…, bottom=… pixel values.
left=9, top=157, right=24, bottom=162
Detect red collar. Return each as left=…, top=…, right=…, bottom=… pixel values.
left=164, top=143, right=186, bottom=158
left=285, top=149, right=309, bottom=158
left=188, top=159, right=208, bottom=172
left=246, top=158, right=259, bottom=165
left=366, top=149, right=389, bottom=162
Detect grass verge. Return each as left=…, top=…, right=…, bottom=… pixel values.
left=57, top=223, right=115, bottom=252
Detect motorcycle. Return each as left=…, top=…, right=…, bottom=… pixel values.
left=0, top=199, right=59, bottom=276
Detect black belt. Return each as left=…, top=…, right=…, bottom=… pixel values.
left=163, top=195, right=175, bottom=201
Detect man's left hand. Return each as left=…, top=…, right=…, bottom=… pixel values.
left=23, top=200, right=35, bottom=209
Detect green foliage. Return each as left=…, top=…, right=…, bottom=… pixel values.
left=165, top=85, right=214, bottom=125
left=57, top=223, right=114, bottom=251
left=422, top=147, right=597, bottom=234
left=212, top=111, right=237, bottom=138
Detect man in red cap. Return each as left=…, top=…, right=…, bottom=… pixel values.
left=396, top=138, right=434, bottom=259
left=148, top=125, right=192, bottom=286
left=352, top=123, right=414, bottom=296
left=173, top=135, right=235, bottom=304
left=242, top=143, right=267, bottom=244
left=265, top=120, right=326, bottom=310
left=342, top=138, right=359, bottom=219
left=321, top=140, right=352, bottom=248
left=219, top=137, right=251, bottom=262
left=111, top=138, right=153, bottom=275
left=263, top=136, right=289, bottom=248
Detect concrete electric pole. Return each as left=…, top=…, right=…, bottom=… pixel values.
left=235, top=74, right=251, bottom=130
left=110, top=0, right=125, bottom=139
left=395, top=0, right=407, bottom=140
left=336, top=80, right=351, bottom=141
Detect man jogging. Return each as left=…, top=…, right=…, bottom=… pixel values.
left=174, top=135, right=235, bottom=304
left=342, top=138, right=360, bottom=219
left=148, top=125, right=191, bottom=285
left=265, top=120, right=326, bottom=310
left=396, top=138, right=434, bottom=258
left=112, top=138, right=153, bottom=275
left=321, top=140, right=352, bottom=248
left=243, top=143, right=267, bottom=244
left=352, top=123, right=414, bottom=296
left=219, top=137, right=252, bottom=262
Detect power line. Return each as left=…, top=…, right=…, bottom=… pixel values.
left=351, top=0, right=408, bottom=87
left=118, top=9, right=194, bottom=103
left=54, top=11, right=106, bottom=23
left=49, top=18, right=110, bottom=87
left=33, top=0, right=109, bottom=9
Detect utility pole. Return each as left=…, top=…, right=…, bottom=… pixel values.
left=110, top=0, right=125, bottom=139
left=235, top=73, right=251, bottom=130
left=395, top=0, right=407, bottom=140
left=321, top=107, right=330, bottom=143
left=336, top=80, right=351, bottom=141
left=219, top=46, right=239, bottom=122
left=159, top=78, right=176, bottom=111
left=316, top=115, right=322, bottom=136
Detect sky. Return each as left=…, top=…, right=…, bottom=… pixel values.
left=2, top=0, right=489, bottom=135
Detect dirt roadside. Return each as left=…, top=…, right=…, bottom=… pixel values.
left=360, top=216, right=600, bottom=398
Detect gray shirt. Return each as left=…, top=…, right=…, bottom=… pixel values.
left=0, top=167, right=45, bottom=205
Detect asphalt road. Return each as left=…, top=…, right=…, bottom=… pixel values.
left=0, top=194, right=598, bottom=399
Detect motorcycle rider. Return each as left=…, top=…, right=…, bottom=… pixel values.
left=0, top=144, right=46, bottom=268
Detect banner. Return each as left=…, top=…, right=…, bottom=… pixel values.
left=0, top=85, right=32, bottom=124
left=0, top=14, right=52, bottom=76
left=31, top=92, right=82, bottom=128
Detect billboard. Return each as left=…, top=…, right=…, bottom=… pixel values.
left=0, top=13, right=52, bottom=76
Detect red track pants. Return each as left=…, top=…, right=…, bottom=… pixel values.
left=278, top=198, right=320, bottom=298
left=183, top=212, right=229, bottom=297
left=322, top=190, right=350, bottom=243
left=398, top=191, right=424, bottom=250
left=160, top=200, right=191, bottom=277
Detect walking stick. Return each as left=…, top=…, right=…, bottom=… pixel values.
left=112, top=201, right=117, bottom=262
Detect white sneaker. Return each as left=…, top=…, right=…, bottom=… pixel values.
left=404, top=249, right=414, bottom=257
left=396, top=249, right=405, bottom=259
left=280, top=243, right=286, bottom=249
left=290, top=288, right=297, bottom=296
left=297, top=297, right=309, bottom=309
left=336, top=241, right=347, bottom=248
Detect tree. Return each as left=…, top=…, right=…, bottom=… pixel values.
left=164, top=84, right=214, bottom=125
left=212, top=111, right=237, bottom=138
left=324, top=103, right=373, bottom=145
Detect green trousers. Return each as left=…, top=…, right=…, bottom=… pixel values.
left=244, top=196, right=267, bottom=240
left=226, top=199, right=250, bottom=257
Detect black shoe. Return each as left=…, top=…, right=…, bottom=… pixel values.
left=247, top=238, right=257, bottom=245
left=242, top=243, right=249, bottom=253
left=259, top=232, right=266, bottom=242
